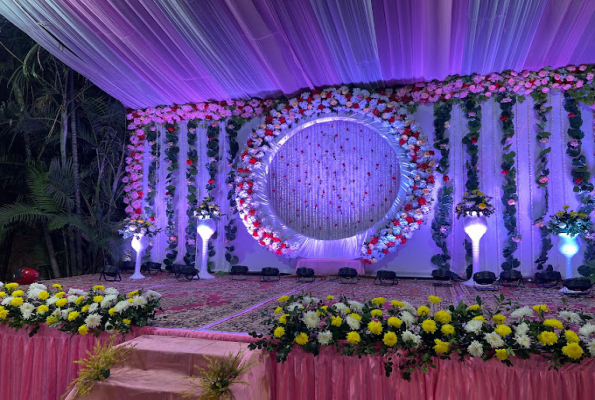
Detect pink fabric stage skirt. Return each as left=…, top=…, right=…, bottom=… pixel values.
left=295, top=258, right=365, bottom=275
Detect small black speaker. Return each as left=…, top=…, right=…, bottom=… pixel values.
left=473, top=271, right=497, bottom=285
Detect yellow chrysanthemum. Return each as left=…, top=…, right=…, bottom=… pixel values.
left=368, top=321, right=383, bottom=335
left=478, top=203, right=487, bottom=210
left=348, top=313, right=362, bottom=321
left=10, top=297, right=23, bottom=307
left=274, top=326, right=285, bottom=338
left=441, top=324, right=455, bottom=336
left=274, top=306, right=283, bottom=314
left=555, top=211, right=565, bottom=217
left=428, top=296, right=441, bottom=304
left=5, top=283, right=18, bottom=290
left=128, top=298, right=134, bottom=303
left=331, top=316, right=343, bottom=327
left=387, top=317, right=403, bottom=328
left=108, top=308, right=116, bottom=316
left=495, top=349, right=509, bottom=361
left=372, top=297, right=386, bottom=306
left=570, top=212, right=579, bottom=217
left=538, top=331, right=558, bottom=346
left=433, top=339, right=450, bottom=354
left=277, top=295, right=289, bottom=303
left=417, top=306, right=431, bottom=317
left=383, top=331, right=398, bottom=347
left=492, top=314, right=507, bottom=325
left=12, top=290, right=24, bottom=297
left=46, top=315, right=58, bottom=325
left=295, top=332, right=308, bottom=345
left=562, top=342, right=584, bottom=360
left=78, top=325, right=89, bottom=335
left=468, top=304, right=481, bottom=311
left=422, top=319, right=437, bottom=334
left=391, top=300, right=405, bottom=308
left=127, top=290, right=139, bottom=297
left=495, top=324, right=512, bottom=337
left=0, top=292, right=5, bottom=298
left=123, top=319, right=131, bottom=325
left=543, top=319, right=563, bottom=330
left=533, top=304, right=550, bottom=313
left=472, top=316, right=486, bottom=322
left=52, top=284, right=62, bottom=290
left=326, top=295, right=334, bottom=301
left=346, top=331, right=361, bottom=344
left=565, top=330, right=580, bottom=344
left=434, top=310, right=452, bottom=324
left=320, top=306, right=328, bottom=312
left=56, top=299, right=68, bottom=308
left=370, top=309, right=383, bottom=318
left=0, top=308, right=8, bottom=320
left=93, top=285, right=105, bottom=291
left=37, top=305, right=49, bottom=313
left=82, top=304, right=90, bottom=313
left=93, top=295, right=104, bottom=303
left=279, top=314, right=290, bottom=325
left=55, top=292, right=65, bottom=299
left=75, top=296, right=85, bottom=305
left=68, top=311, right=80, bottom=321
left=38, top=291, right=49, bottom=300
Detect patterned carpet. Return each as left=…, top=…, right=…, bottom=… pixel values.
left=40, top=273, right=595, bottom=334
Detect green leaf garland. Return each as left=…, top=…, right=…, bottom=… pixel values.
left=142, top=123, right=159, bottom=263
left=184, top=120, right=199, bottom=267
left=206, top=123, right=221, bottom=271
left=224, top=118, right=243, bottom=267
left=162, top=122, right=180, bottom=268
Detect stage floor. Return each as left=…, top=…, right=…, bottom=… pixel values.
left=44, top=273, right=595, bottom=334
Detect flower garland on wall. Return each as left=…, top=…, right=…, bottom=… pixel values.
left=183, top=120, right=199, bottom=267
left=224, top=118, right=243, bottom=267
left=205, top=123, right=221, bottom=269
left=531, top=91, right=553, bottom=270
left=497, top=95, right=521, bottom=271
left=430, top=101, right=453, bottom=270
left=141, top=123, right=159, bottom=262
left=234, top=87, right=435, bottom=261
left=163, top=122, right=180, bottom=269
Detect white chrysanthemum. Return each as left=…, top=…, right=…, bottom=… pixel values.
left=1, top=297, right=14, bottom=306
left=302, top=311, right=321, bottom=330
left=310, top=297, right=320, bottom=304
left=514, top=334, right=532, bottom=349
left=559, top=311, right=581, bottom=324
left=399, top=311, right=416, bottom=327
left=67, top=295, right=78, bottom=303
left=19, top=303, right=35, bottom=320
left=114, top=301, right=130, bottom=313
left=346, top=316, right=361, bottom=330
left=0, top=282, right=4, bottom=288
left=302, top=296, right=313, bottom=304
left=132, top=296, right=148, bottom=307
left=287, top=303, right=303, bottom=313
left=46, top=296, right=59, bottom=306
left=515, top=322, right=529, bottom=335
left=468, top=340, right=484, bottom=357
left=484, top=332, right=505, bottom=348
left=145, top=290, right=161, bottom=300
left=401, top=330, right=421, bottom=347
left=333, top=303, right=349, bottom=314
left=85, top=314, right=102, bottom=329
left=579, top=323, right=595, bottom=337
left=464, top=320, right=483, bottom=334
left=88, top=303, right=99, bottom=313
left=348, top=301, right=364, bottom=312
left=588, top=339, right=595, bottom=357
left=28, top=283, right=46, bottom=291
left=27, top=288, right=42, bottom=299
left=318, top=330, right=333, bottom=345
left=401, top=301, right=417, bottom=314
left=68, top=289, right=86, bottom=296
left=101, top=295, right=117, bottom=309
left=510, top=306, right=533, bottom=319
left=105, top=287, right=119, bottom=296
left=61, top=308, right=73, bottom=320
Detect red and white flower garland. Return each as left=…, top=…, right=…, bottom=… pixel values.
left=233, top=87, right=435, bottom=260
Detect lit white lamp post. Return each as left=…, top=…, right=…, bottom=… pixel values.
left=195, top=219, right=216, bottom=279
left=130, top=234, right=149, bottom=280
left=557, top=233, right=579, bottom=280
left=463, top=211, right=488, bottom=286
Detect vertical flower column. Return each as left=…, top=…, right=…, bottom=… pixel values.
left=224, top=118, right=243, bottom=267
left=532, top=90, right=553, bottom=271
left=497, top=95, right=521, bottom=272
left=430, top=101, right=454, bottom=271
left=205, top=123, right=221, bottom=272
left=141, top=123, right=159, bottom=263
left=162, top=122, right=180, bottom=270
left=184, top=120, right=199, bottom=267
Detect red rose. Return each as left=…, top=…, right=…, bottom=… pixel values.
left=249, top=210, right=256, bottom=215
left=247, top=139, right=253, bottom=146
left=265, top=129, right=273, bottom=136
left=389, top=117, right=395, bottom=123
left=370, top=237, right=379, bottom=245
left=499, top=115, right=509, bottom=121
left=416, top=220, right=422, bottom=225
left=187, top=160, right=192, bottom=165
left=298, top=109, right=305, bottom=114
left=281, top=243, right=287, bottom=248
left=400, top=238, right=407, bottom=245
left=208, top=179, right=215, bottom=184
left=252, top=231, right=259, bottom=237
left=568, top=112, right=576, bottom=118
left=363, top=259, right=372, bottom=264
left=443, top=176, right=450, bottom=182
left=165, top=191, right=170, bottom=196
left=317, top=104, right=324, bottom=110
left=393, top=220, right=400, bottom=226
left=253, top=221, right=260, bottom=228
left=265, top=115, right=273, bottom=123
left=137, top=134, right=145, bottom=140
left=149, top=217, right=155, bottom=221
left=406, top=216, right=414, bottom=223
left=417, top=198, right=427, bottom=206
left=501, top=170, right=509, bottom=175
left=353, top=103, right=360, bottom=109
left=134, top=208, right=142, bottom=214
left=399, top=139, right=406, bottom=145
left=138, top=191, right=143, bottom=199
left=471, top=138, right=478, bottom=144
left=575, top=177, right=583, bottom=183
left=367, top=249, right=372, bottom=255
left=382, top=249, right=389, bottom=254
left=249, top=158, right=257, bottom=164
left=404, top=204, right=413, bottom=211
left=167, top=126, right=174, bottom=132
left=426, top=176, right=435, bottom=184
left=279, top=117, right=286, bottom=123
left=275, top=249, right=283, bottom=255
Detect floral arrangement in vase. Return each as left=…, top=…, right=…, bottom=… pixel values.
left=547, top=205, right=592, bottom=237
left=118, top=217, right=160, bottom=239
left=193, top=196, right=222, bottom=220
left=249, top=292, right=595, bottom=381
left=455, top=190, right=496, bottom=218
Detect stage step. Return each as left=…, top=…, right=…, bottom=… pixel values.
left=65, top=335, right=264, bottom=400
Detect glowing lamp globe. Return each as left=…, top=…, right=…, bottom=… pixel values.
left=195, top=219, right=216, bottom=279
left=557, top=232, right=580, bottom=280
left=13, top=267, right=39, bottom=285
left=463, top=211, right=488, bottom=241
left=196, top=221, right=216, bottom=240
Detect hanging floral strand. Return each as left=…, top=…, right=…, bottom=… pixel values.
left=224, top=118, right=243, bottom=267
left=162, top=122, right=180, bottom=269
left=183, top=120, right=199, bottom=267
left=531, top=90, right=553, bottom=270
left=142, top=122, right=159, bottom=262
left=430, top=101, right=453, bottom=270
left=497, top=94, right=521, bottom=271
left=205, top=123, right=221, bottom=270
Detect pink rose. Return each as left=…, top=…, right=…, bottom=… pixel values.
left=525, top=82, right=532, bottom=88
left=522, top=71, right=530, bottom=78
left=488, top=85, right=496, bottom=91
left=460, top=91, right=468, bottom=98
left=539, top=176, right=549, bottom=183
left=510, top=70, right=518, bottom=76
left=538, top=70, right=547, bottom=77
left=576, top=80, right=584, bottom=88
left=508, top=78, right=515, bottom=85
left=541, top=78, right=548, bottom=85
left=587, top=73, right=594, bottom=81
left=567, top=65, right=576, bottom=72
left=508, top=199, right=516, bottom=206
left=580, top=65, right=587, bottom=71
left=566, top=75, right=575, bottom=82
left=485, top=92, right=492, bottom=97
left=563, top=84, right=572, bottom=90
left=554, top=74, right=561, bottom=80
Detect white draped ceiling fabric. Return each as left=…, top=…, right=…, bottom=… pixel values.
left=2, top=0, right=595, bottom=108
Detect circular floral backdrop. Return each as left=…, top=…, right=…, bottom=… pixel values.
left=234, top=87, right=436, bottom=263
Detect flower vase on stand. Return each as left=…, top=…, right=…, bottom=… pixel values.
left=462, top=212, right=488, bottom=286
left=557, top=232, right=580, bottom=293
left=130, top=234, right=149, bottom=280
left=195, top=218, right=216, bottom=279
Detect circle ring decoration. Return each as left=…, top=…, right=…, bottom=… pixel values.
left=234, top=87, right=436, bottom=264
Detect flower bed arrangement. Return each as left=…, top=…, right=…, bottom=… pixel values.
left=249, top=293, right=595, bottom=380
left=194, top=196, right=223, bottom=220
left=547, top=206, right=593, bottom=237
left=0, top=282, right=162, bottom=336
left=118, top=217, right=160, bottom=239
left=455, top=190, right=496, bottom=218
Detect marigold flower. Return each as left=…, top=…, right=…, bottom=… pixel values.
left=391, top=300, right=405, bottom=308
left=295, top=332, right=308, bottom=345
left=543, top=319, right=563, bottom=330
left=565, top=330, right=580, bottom=344
left=55, top=292, right=65, bottom=299
left=417, top=306, right=431, bottom=317
left=562, top=342, right=584, bottom=359
left=371, top=309, right=383, bottom=318
left=383, top=331, right=398, bottom=347
left=492, top=314, right=507, bottom=325
left=52, top=284, right=62, bottom=290
left=331, top=316, right=343, bottom=327
left=5, top=283, right=18, bottom=290
left=495, top=325, right=512, bottom=337
left=92, top=285, right=105, bottom=291
left=372, top=297, right=386, bottom=306
left=368, top=321, right=383, bottom=335
left=123, top=319, right=131, bottom=325
left=93, top=296, right=104, bottom=303
left=10, top=297, right=23, bottom=307
left=82, top=304, right=90, bottom=313
left=0, top=308, right=8, bottom=319
left=346, top=331, right=361, bottom=344
left=274, top=306, right=283, bottom=314
left=472, top=316, right=486, bottom=322
left=12, top=290, right=24, bottom=297
left=68, top=311, right=80, bottom=321
left=538, top=331, right=558, bottom=346
left=441, top=324, right=455, bottom=336
left=468, top=304, right=481, bottom=311
left=422, top=319, right=437, bottom=334
left=279, top=314, right=290, bottom=324
left=434, top=310, right=452, bottom=324
left=495, top=349, right=509, bottom=360
left=388, top=317, right=403, bottom=328
left=348, top=313, right=362, bottom=321
left=0, top=292, right=5, bottom=298
left=38, top=291, right=49, bottom=300
left=56, top=299, right=67, bottom=308
left=37, top=305, right=49, bottom=313
left=46, top=315, right=58, bottom=325
left=533, top=304, right=550, bottom=313
left=274, top=326, right=285, bottom=338
left=75, top=296, right=85, bottom=305
left=277, top=295, right=289, bottom=303
left=428, top=296, right=441, bottom=304
left=434, top=339, right=450, bottom=354
left=78, top=325, right=89, bottom=335
left=108, top=308, right=116, bottom=316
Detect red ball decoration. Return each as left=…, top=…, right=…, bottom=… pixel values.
left=13, top=268, right=39, bottom=285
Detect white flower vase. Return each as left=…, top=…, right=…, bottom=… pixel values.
left=195, top=218, right=216, bottom=279
left=130, top=234, right=149, bottom=280
left=462, top=212, right=488, bottom=286
left=557, top=232, right=580, bottom=280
